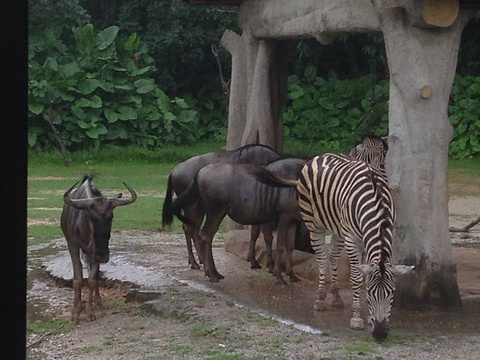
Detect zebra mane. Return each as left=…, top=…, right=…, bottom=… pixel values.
left=368, top=168, right=390, bottom=275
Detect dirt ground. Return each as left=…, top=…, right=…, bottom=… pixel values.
left=26, top=196, right=480, bottom=360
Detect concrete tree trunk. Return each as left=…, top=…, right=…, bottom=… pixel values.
left=373, top=5, right=471, bottom=308
left=220, top=30, right=247, bottom=150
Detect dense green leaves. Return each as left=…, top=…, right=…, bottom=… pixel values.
left=283, top=73, right=389, bottom=151
left=448, top=75, right=480, bottom=159
left=28, top=23, right=199, bottom=151
left=283, top=72, right=479, bottom=158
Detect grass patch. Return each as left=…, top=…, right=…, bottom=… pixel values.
left=448, top=158, right=480, bottom=196
left=26, top=318, right=73, bottom=335
left=165, top=344, right=193, bottom=356
left=332, top=340, right=375, bottom=359
left=27, top=143, right=480, bottom=245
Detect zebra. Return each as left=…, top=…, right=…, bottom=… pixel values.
left=348, top=135, right=388, bottom=178
left=295, top=153, right=413, bottom=340
left=263, top=153, right=412, bottom=340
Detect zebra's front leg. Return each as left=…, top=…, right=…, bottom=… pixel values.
left=329, top=234, right=345, bottom=309
left=346, top=242, right=364, bottom=330
left=308, top=226, right=328, bottom=311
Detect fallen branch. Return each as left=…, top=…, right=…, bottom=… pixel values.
left=450, top=215, right=480, bottom=233
left=26, top=322, right=65, bottom=351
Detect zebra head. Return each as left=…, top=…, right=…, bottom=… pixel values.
left=359, top=263, right=414, bottom=340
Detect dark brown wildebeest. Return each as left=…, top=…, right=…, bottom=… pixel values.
left=168, top=161, right=305, bottom=285
left=161, top=144, right=280, bottom=269
left=247, top=158, right=309, bottom=271
left=61, top=175, right=137, bottom=323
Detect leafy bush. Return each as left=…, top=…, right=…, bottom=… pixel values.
left=28, top=23, right=199, bottom=151
left=283, top=66, right=388, bottom=151
left=283, top=68, right=479, bottom=159
left=448, top=74, right=480, bottom=159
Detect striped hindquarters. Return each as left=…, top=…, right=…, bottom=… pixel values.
left=296, top=153, right=394, bottom=258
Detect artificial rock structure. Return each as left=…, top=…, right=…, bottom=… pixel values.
left=188, top=0, right=479, bottom=309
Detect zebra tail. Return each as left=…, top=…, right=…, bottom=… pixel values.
left=162, top=174, right=174, bottom=227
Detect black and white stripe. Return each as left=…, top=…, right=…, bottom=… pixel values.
left=296, top=152, right=412, bottom=340
left=348, top=135, right=388, bottom=178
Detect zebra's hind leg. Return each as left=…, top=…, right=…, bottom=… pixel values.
left=345, top=240, right=364, bottom=330
left=329, top=234, right=345, bottom=309
left=308, top=227, right=328, bottom=311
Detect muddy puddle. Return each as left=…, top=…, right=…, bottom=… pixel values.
left=28, top=231, right=480, bottom=340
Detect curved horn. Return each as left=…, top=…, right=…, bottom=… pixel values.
left=63, top=181, right=79, bottom=201
left=63, top=181, right=95, bottom=210
left=110, top=182, right=137, bottom=207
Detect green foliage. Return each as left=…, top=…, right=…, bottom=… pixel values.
left=283, top=69, right=388, bottom=151
left=28, top=23, right=199, bottom=151
left=448, top=74, right=480, bottom=159
left=81, top=0, right=238, bottom=96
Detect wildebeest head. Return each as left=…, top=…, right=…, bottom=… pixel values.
left=63, top=178, right=137, bottom=263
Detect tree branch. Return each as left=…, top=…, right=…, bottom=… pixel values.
left=450, top=215, right=480, bottom=233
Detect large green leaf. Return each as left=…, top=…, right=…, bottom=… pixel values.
left=75, top=95, right=102, bottom=108
left=86, top=124, right=108, bottom=139
left=118, top=106, right=137, bottom=120
left=95, top=26, right=119, bottom=51
left=60, top=61, right=81, bottom=79
left=28, top=102, right=44, bottom=115
left=104, top=109, right=118, bottom=123
left=76, top=79, right=100, bottom=95
left=134, top=79, right=156, bottom=94
left=124, top=32, right=139, bottom=52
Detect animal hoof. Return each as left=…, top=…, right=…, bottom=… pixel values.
left=350, top=317, right=365, bottom=330
left=208, top=276, right=220, bottom=283
left=332, top=297, right=345, bottom=309
left=289, top=275, right=300, bottom=283
left=250, top=261, right=262, bottom=269
left=190, top=263, right=201, bottom=270
left=276, top=278, right=287, bottom=286
left=314, top=300, right=326, bottom=311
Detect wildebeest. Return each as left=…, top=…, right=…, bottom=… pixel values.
left=247, top=158, right=309, bottom=271
left=61, top=175, right=137, bottom=323
left=168, top=161, right=305, bottom=284
left=162, top=144, right=280, bottom=269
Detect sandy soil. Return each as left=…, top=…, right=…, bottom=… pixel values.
left=26, top=197, right=480, bottom=360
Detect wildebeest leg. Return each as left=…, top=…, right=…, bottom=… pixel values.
left=200, top=211, right=226, bottom=282
left=183, top=202, right=204, bottom=269
left=248, top=225, right=262, bottom=269
left=262, top=223, right=274, bottom=273
left=183, top=223, right=200, bottom=269
left=94, top=268, right=103, bottom=309
left=273, top=219, right=287, bottom=285
left=67, top=244, right=83, bottom=324
left=284, top=221, right=300, bottom=283
left=86, top=261, right=100, bottom=321
left=329, top=233, right=345, bottom=309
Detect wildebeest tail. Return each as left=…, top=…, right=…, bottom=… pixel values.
left=162, top=174, right=174, bottom=227
left=171, top=176, right=200, bottom=225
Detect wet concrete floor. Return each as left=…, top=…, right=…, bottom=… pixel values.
left=36, top=234, right=480, bottom=339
